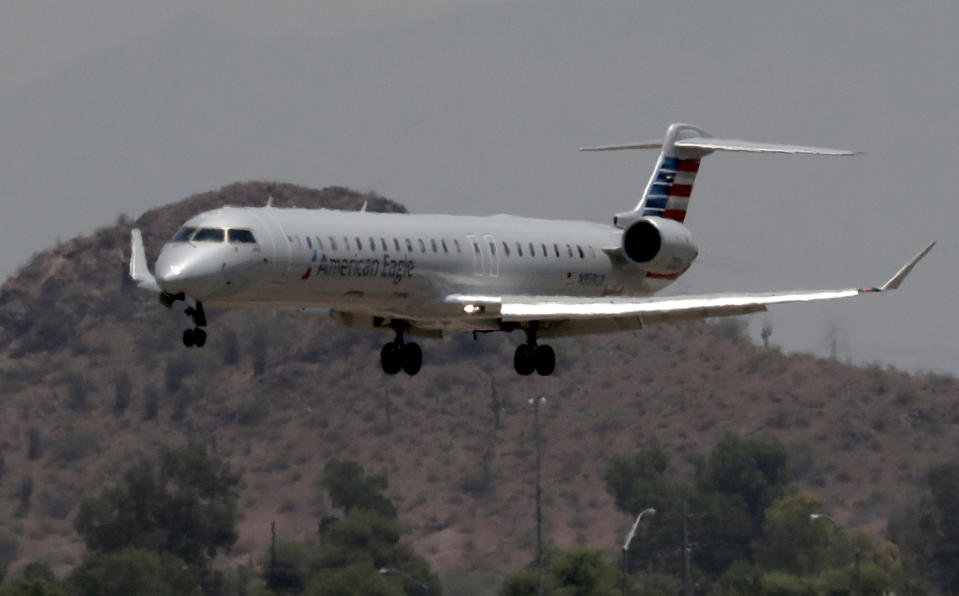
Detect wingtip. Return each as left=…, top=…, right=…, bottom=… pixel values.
left=880, top=241, right=936, bottom=292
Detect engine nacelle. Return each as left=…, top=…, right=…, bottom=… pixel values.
left=621, top=216, right=698, bottom=274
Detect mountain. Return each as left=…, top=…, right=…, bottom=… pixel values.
left=0, top=181, right=956, bottom=587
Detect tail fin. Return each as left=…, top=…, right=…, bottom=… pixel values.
left=581, top=123, right=860, bottom=227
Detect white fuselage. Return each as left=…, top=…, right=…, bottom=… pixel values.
left=153, top=206, right=679, bottom=331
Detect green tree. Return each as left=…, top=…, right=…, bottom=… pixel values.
left=500, top=546, right=622, bottom=596
left=889, top=462, right=959, bottom=593
left=319, top=460, right=397, bottom=518
left=0, top=531, right=18, bottom=584
left=74, top=444, right=240, bottom=567
left=66, top=548, right=200, bottom=596
left=758, top=493, right=833, bottom=575
left=696, top=432, right=789, bottom=525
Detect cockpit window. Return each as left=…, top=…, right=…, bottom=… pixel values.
left=228, top=229, right=257, bottom=244
left=192, top=228, right=225, bottom=242
left=171, top=227, right=196, bottom=242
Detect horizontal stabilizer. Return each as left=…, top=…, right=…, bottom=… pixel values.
left=580, top=138, right=860, bottom=156
left=674, top=137, right=861, bottom=156
left=580, top=140, right=663, bottom=152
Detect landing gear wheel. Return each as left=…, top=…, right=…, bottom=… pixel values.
left=380, top=343, right=402, bottom=375
left=401, top=343, right=422, bottom=376
left=193, top=328, right=207, bottom=348
left=513, top=344, right=535, bottom=376
left=182, top=328, right=195, bottom=347
left=534, top=344, right=555, bottom=376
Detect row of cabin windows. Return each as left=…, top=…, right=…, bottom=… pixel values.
left=302, top=234, right=596, bottom=260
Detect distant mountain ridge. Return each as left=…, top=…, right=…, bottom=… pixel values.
left=0, top=181, right=956, bottom=586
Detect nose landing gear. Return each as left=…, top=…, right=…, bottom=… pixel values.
left=513, top=327, right=555, bottom=376
left=380, top=329, right=422, bottom=376
left=181, top=302, right=207, bottom=348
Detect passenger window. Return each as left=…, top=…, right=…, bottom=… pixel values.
left=589, top=246, right=597, bottom=259
left=381, top=238, right=388, bottom=251
left=441, top=239, right=449, bottom=254
left=502, top=241, right=511, bottom=256
left=394, top=238, right=401, bottom=251
left=418, top=239, right=426, bottom=253
left=369, top=237, right=376, bottom=251
left=431, top=239, right=438, bottom=252
left=329, top=236, right=338, bottom=251
left=472, top=241, right=480, bottom=254
left=567, top=244, right=574, bottom=258
left=554, top=243, right=560, bottom=257
left=306, top=237, right=312, bottom=249
left=343, top=237, right=350, bottom=250
left=529, top=242, right=536, bottom=257
left=516, top=242, right=523, bottom=257
left=541, top=243, right=547, bottom=257
left=355, top=237, right=363, bottom=251
left=489, top=241, right=496, bottom=255
left=577, top=245, right=585, bottom=259
left=454, top=239, right=461, bottom=252
left=316, top=237, right=324, bottom=250
left=406, top=239, right=414, bottom=252
left=227, top=229, right=256, bottom=244
left=172, top=227, right=197, bottom=242
left=193, top=228, right=225, bottom=242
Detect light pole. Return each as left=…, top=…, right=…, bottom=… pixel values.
left=810, top=513, right=860, bottom=596
left=529, top=395, right=547, bottom=596
left=379, top=567, right=430, bottom=594
left=621, top=507, right=656, bottom=596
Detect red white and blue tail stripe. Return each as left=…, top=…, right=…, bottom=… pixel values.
left=641, top=155, right=701, bottom=223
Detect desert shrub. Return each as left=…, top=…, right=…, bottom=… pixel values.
left=113, top=372, right=132, bottom=416
left=0, top=531, right=18, bottom=583
left=39, top=489, right=76, bottom=520
left=50, top=427, right=99, bottom=464
left=143, top=386, right=159, bottom=420
left=26, top=427, right=43, bottom=460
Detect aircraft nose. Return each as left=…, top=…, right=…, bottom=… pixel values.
left=155, top=244, right=219, bottom=296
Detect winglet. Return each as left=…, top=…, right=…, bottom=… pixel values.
left=129, top=229, right=160, bottom=292
left=878, top=241, right=936, bottom=292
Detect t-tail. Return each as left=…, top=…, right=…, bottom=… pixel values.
left=581, top=122, right=861, bottom=228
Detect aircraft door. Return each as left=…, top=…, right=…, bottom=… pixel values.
left=253, top=211, right=292, bottom=283
left=483, top=233, right=499, bottom=277
left=467, top=234, right=484, bottom=276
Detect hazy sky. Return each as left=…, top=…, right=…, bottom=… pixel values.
left=0, top=1, right=955, bottom=374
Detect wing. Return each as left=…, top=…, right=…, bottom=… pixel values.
left=447, top=242, right=934, bottom=336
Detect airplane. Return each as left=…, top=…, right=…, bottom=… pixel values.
left=129, top=123, right=934, bottom=377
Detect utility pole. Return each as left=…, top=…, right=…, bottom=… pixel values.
left=529, top=395, right=547, bottom=596
left=683, top=499, right=692, bottom=596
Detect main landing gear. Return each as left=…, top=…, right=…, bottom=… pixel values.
left=513, top=328, right=555, bottom=376
left=380, top=329, right=422, bottom=376
left=181, top=302, right=207, bottom=348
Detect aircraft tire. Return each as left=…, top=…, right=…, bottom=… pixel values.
left=402, top=342, right=422, bottom=376
left=513, top=344, right=535, bottom=375
left=194, top=328, right=207, bottom=347
left=182, top=328, right=195, bottom=347
left=534, top=344, right=555, bottom=376
left=381, top=343, right=402, bottom=375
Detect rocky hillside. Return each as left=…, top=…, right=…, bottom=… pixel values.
left=0, top=182, right=956, bottom=588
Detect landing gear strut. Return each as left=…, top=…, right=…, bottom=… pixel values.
left=513, top=327, right=555, bottom=376
left=380, top=329, right=422, bottom=376
left=182, top=302, right=207, bottom=348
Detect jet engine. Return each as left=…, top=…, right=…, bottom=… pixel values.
left=621, top=216, right=698, bottom=274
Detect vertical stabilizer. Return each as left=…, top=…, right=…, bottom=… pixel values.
left=637, top=123, right=711, bottom=223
